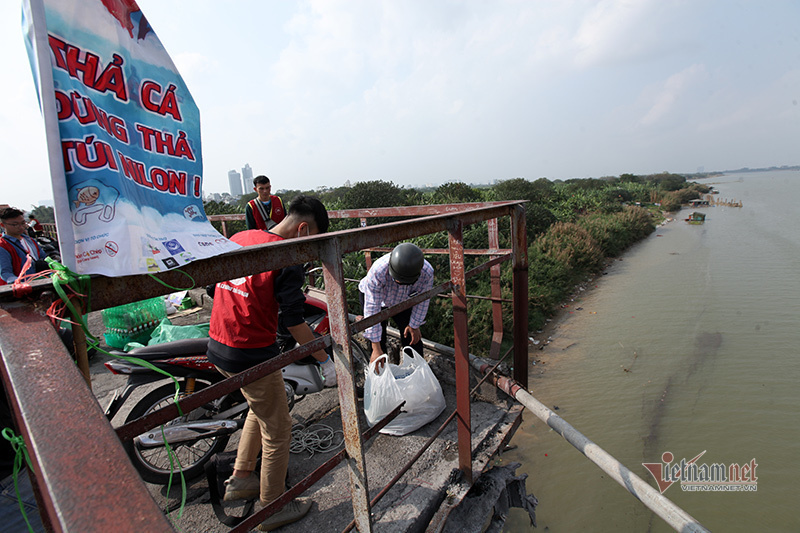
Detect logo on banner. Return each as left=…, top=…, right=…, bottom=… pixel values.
left=104, top=241, right=119, bottom=257
left=183, top=205, right=200, bottom=219
left=643, top=451, right=758, bottom=493
left=161, top=257, right=179, bottom=269
left=164, top=239, right=185, bottom=255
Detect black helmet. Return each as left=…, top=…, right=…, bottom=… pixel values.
left=388, top=243, right=424, bottom=285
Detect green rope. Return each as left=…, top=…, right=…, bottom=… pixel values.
left=1, top=428, right=35, bottom=533
left=46, top=258, right=190, bottom=519
left=148, top=270, right=196, bottom=292
left=162, top=425, right=187, bottom=523
left=46, top=258, right=185, bottom=413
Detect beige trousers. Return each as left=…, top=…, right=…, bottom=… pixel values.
left=218, top=367, right=292, bottom=504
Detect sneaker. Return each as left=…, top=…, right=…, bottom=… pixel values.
left=256, top=498, right=312, bottom=531
left=223, top=473, right=259, bottom=501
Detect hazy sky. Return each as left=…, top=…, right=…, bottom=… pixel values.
left=2, top=0, right=798, bottom=210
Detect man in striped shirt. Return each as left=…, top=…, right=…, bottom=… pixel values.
left=359, top=243, right=434, bottom=364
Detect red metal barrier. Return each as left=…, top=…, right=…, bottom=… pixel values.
left=0, top=200, right=528, bottom=532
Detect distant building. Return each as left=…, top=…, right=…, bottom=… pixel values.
left=241, top=163, right=253, bottom=192
left=228, top=169, right=243, bottom=197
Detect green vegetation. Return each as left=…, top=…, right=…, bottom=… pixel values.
left=203, top=171, right=706, bottom=355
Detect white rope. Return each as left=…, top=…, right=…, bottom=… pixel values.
left=290, top=423, right=344, bottom=457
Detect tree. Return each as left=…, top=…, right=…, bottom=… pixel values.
left=341, top=180, right=410, bottom=209
left=29, top=205, right=55, bottom=224
left=432, top=182, right=482, bottom=204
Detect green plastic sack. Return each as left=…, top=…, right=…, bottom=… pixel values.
left=147, top=320, right=209, bottom=345
left=123, top=320, right=209, bottom=351
left=102, top=296, right=166, bottom=349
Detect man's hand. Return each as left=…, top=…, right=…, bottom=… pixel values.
left=370, top=342, right=385, bottom=372
left=404, top=326, right=421, bottom=346
left=320, top=358, right=337, bottom=387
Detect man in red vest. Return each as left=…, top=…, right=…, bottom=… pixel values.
left=0, top=207, right=45, bottom=285
left=208, top=195, right=334, bottom=531
left=245, top=175, right=285, bottom=230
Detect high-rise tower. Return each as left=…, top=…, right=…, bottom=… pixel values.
left=241, top=163, right=253, bottom=193
left=228, top=169, right=243, bottom=197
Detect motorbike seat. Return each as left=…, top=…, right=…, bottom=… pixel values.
left=125, top=337, right=210, bottom=359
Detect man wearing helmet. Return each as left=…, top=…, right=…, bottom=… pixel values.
left=358, top=243, right=434, bottom=363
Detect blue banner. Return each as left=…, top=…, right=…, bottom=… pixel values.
left=24, top=0, right=239, bottom=276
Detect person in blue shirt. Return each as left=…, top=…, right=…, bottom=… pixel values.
left=0, top=207, right=45, bottom=285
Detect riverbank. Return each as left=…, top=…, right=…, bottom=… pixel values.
left=526, top=213, right=675, bottom=380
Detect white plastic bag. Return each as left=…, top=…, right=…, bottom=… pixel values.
left=363, top=347, right=447, bottom=436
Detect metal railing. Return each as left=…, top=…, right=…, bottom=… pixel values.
left=0, top=201, right=529, bottom=532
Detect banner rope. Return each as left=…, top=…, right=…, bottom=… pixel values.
left=1, top=428, right=35, bottom=533
left=42, top=258, right=189, bottom=519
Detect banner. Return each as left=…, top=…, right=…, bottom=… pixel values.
left=23, top=0, right=240, bottom=276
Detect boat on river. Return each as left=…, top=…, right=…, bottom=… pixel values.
left=685, top=212, right=706, bottom=224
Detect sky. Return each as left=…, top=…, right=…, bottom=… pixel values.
left=2, top=0, right=799, bottom=210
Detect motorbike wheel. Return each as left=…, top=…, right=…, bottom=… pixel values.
left=123, top=380, right=240, bottom=485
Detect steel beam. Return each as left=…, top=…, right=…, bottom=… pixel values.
left=488, top=219, right=503, bottom=359
left=0, top=303, right=171, bottom=532
left=510, top=204, right=529, bottom=389
left=1, top=202, right=526, bottom=311
left=319, top=238, right=372, bottom=533
left=447, top=219, right=472, bottom=483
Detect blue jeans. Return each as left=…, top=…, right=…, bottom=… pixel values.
left=0, top=469, right=45, bottom=533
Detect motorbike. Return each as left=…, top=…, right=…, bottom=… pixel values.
left=27, top=227, right=61, bottom=262
left=103, top=285, right=369, bottom=484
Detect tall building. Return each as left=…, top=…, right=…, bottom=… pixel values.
left=241, top=163, right=253, bottom=192
left=228, top=169, right=243, bottom=197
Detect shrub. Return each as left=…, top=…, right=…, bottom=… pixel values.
left=533, top=222, right=604, bottom=273
left=579, top=207, right=654, bottom=256
left=659, top=192, right=682, bottom=212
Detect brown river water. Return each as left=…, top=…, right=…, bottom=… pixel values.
left=501, top=170, right=800, bottom=532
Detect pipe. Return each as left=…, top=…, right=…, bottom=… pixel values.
left=468, top=356, right=710, bottom=533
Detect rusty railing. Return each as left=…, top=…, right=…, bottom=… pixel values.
left=0, top=200, right=528, bottom=532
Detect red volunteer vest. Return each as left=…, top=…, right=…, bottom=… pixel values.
left=208, top=231, right=284, bottom=348
left=247, top=195, right=285, bottom=230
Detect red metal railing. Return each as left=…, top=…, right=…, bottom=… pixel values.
left=0, top=201, right=528, bottom=532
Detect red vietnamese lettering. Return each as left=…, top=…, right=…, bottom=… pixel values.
left=61, top=140, right=76, bottom=172
left=118, top=152, right=149, bottom=188
left=148, top=167, right=188, bottom=195
left=65, top=44, right=99, bottom=88
left=54, top=90, right=130, bottom=143
left=173, top=132, right=195, bottom=161
left=135, top=125, right=194, bottom=160
left=70, top=91, right=97, bottom=125
left=94, top=54, right=127, bottom=101
left=55, top=90, right=71, bottom=120
left=139, top=81, right=182, bottom=121
left=48, top=35, right=68, bottom=70
left=108, top=116, right=128, bottom=143
left=48, top=35, right=128, bottom=102
left=62, top=136, right=118, bottom=171
left=151, top=167, right=170, bottom=192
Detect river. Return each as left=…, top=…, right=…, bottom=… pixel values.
left=501, top=170, right=800, bottom=532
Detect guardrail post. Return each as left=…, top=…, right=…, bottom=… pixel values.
left=510, top=205, right=528, bottom=389
left=487, top=218, right=503, bottom=359
left=318, top=238, right=373, bottom=533
left=448, top=219, right=472, bottom=483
